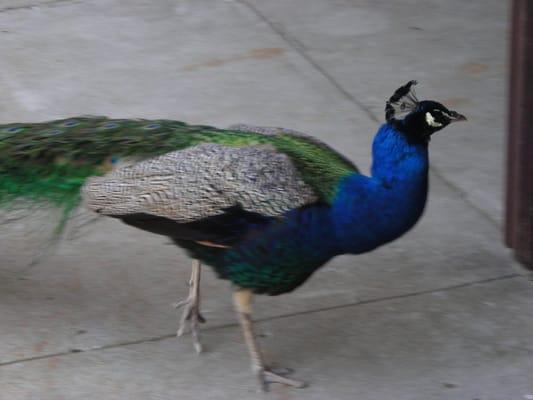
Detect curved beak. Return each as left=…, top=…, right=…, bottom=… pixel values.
left=449, top=110, right=467, bottom=122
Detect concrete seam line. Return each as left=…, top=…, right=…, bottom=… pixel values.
left=0, top=273, right=522, bottom=367
left=235, top=0, right=380, bottom=124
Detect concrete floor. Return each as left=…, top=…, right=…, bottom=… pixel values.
left=1, top=0, right=531, bottom=399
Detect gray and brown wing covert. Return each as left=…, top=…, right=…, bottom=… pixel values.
left=82, top=143, right=318, bottom=222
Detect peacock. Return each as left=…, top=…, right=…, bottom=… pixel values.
left=0, top=81, right=465, bottom=390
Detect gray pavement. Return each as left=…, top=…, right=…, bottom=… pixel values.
left=0, top=1, right=531, bottom=399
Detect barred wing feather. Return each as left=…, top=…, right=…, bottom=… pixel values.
left=82, top=143, right=318, bottom=222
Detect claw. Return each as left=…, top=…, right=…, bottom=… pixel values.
left=173, top=299, right=188, bottom=309
left=256, top=367, right=307, bottom=392
left=173, top=299, right=206, bottom=323
left=174, top=259, right=204, bottom=352
left=269, top=367, right=294, bottom=376
left=175, top=296, right=205, bottom=353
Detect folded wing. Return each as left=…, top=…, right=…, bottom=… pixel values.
left=82, top=143, right=318, bottom=223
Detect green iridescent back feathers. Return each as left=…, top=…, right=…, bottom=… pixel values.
left=0, top=116, right=358, bottom=229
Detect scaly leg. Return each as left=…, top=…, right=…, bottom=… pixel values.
left=174, top=259, right=205, bottom=353
left=233, top=289, right=306, bottom=391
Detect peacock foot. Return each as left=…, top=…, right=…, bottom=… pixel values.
left=173, top=293, right=206, bottom=354
left=255, top=366, right=307, bottom=392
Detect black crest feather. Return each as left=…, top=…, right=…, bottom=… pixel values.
left=385, top=80, right=419, bottom=122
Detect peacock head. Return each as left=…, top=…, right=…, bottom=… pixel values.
left=385, top=80, right=466, bottom=143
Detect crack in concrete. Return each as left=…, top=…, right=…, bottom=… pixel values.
left=0, top=273, right=521, bottom=368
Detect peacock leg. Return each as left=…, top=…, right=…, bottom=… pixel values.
left=174, top=259, right=205, bottom=353
left=233, top=289, right=306, bottom=391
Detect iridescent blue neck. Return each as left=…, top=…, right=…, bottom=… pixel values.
left=371, top=123, right=429, bottom=184
left=332, top=123, right=429, bottom=254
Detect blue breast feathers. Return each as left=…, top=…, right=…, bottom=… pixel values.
left=331, top=124, right=429, bottom=254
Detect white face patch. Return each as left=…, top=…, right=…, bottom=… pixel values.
left=425, top=112, right=443, bottom=128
